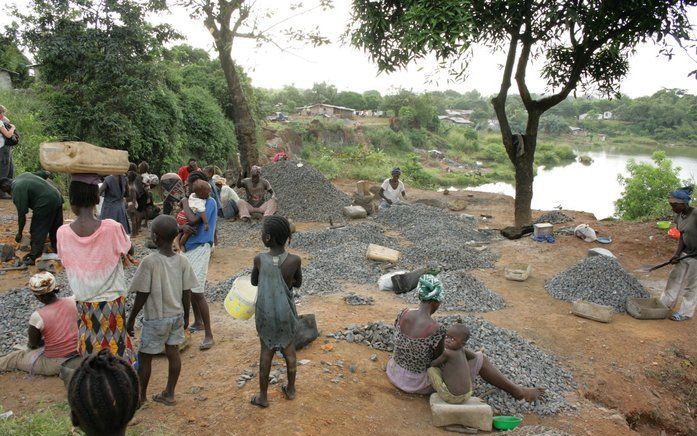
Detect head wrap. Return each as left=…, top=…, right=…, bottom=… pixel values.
left=212, top=175, right=227, bottom=186
left=669, top=187, right=693, bottom=204
left=251, top=165, right=262, bottom=176
left=417, top=274, right=444, bottom=302
left=71, top=173, right=101, bottom=185
left=29, top=272, right=57, bottom=296
left=391, top=167, right=401, bottom=175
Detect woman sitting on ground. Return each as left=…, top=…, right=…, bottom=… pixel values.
left=387, top=275, right=544, bottom=402
left=0, top=272, right=78, bottom=376
left=379, top=167, right=406, bottom=210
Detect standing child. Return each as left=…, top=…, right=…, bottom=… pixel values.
left=175, top=181, right=211, bottom=252
left=428, top=323, right=474, bottom=404
left=250, top=216, right=302, bottom=408
left=126, top=215, right=198, bottom=406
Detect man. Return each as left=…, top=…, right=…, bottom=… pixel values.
left=236, top=165, right=277, bottom=221
left=213, top=175, right=240, bottom=219
left=0, top=172, right=64, bottom=265
left=0, top=272, right=79, bottom=376
left=0, top=105, right=16, bottom=196
left=178, top=159, right=199, bottom=188
left=202, top=166, right=223, bottom=216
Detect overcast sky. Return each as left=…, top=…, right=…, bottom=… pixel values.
left=3, top=1, right=696, bottom=97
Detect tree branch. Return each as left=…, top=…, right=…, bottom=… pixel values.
left=491, top=29, right=521, bottom=161
left=515, top=16, right=533, bottom=112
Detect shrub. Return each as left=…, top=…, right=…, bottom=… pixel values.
left=615, top=151, right=684, bottom=220
left=366, top=127, right=412, bottom=152
left=403, top=153, right=432, bottom=187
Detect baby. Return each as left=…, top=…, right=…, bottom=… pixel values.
left=428, top=323, right=473, bottom=404
left=175, top=181, right=211, bottom=252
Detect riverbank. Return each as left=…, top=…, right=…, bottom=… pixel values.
left=0, top=182, right=694, bottom=435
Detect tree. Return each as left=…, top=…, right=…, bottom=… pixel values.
left=335, top=91, right=365, bottom=109
left=307, top=81, right=338, bottom=104
left=0, top=33, right=32, bottom=87
left=181, top=0, right=332, bottom=175
left=350, top=0, right=696, bottom=225
left=362, top=90, right=383, bottom=110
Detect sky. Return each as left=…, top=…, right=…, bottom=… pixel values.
left=3, top=0, right=697, bottom=97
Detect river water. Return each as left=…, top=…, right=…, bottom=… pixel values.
left=468, top=146, right=697, bottom=219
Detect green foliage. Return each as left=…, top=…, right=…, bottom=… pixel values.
left=444, top=126, right=479, bottom=152
left=535, top=142, right=576, bottom=167
left=334, top=91, right=365, bottom=110
left=0, top=403, right=73, bottom=436
left=362, top=90, right=383, bottom=110
left=615, top=151, right=683, bottom=220
left=403, top=153, right=431, bottom=187
left=0, top=33, right=32, bottom=87
left=366, top=127, right=412, bottom=151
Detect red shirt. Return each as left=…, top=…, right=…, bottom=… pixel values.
left=178, top=166, right=191, bottom=185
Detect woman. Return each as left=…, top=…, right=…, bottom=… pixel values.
left=99, top=174, right=131, bottom=234
left=160, top=172, right=185, bottom=216
left=213, top=175, right=240, bottom=219
left=660, top=187, right=697, bottom=321
left=57, top=175, right=135, bottom=362
left=379, top=167, right=406, bottom=210
left=387, top=276, right=544, bottom=401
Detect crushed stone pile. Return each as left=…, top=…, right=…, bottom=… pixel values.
left=330, top=315, right=575, bottom=415
left=262, top=160, right=351, bottom=222
left=292, top=221, right=397, bottom=253
left=545, top=256, right=649, bottom=312
left=504, top=426, right=572, bottom=436
left=216, top=220, right=265, bottom=249
left=302, top=241, right=387, bottom=287
left=400, top=269, right=505, bottom=312
left=207, top=268, right=253, bottom=302
left=534, top=211, right=574, bottom=225
left=344, top=294, right=375, bottom=306
left=374, top=203, right=497, bottom=269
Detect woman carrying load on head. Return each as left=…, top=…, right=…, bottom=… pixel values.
left=57, top=174, right=136, bottom=363
left=386, top=273, right=544, bottom=402
left=660, top=187, right=697, bottom=321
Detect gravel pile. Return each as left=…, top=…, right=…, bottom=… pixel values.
left=344, top=294, right=374, bottom=306
left=400, top=269, right=505, bottom=312
left=534, top=211, right=573, bottom=225
left=504, top=426, right=571, bottom=436
left=301, top=241, right=387, bottom=289
left=216, top=220, right=265, bottom=249
left=292, top=221, right=397, bottom=253
left=206, top=268, right=253, bottom=302
left=330, top=315, right=575, bottom=415
left=545, top=256, right=649, bottom=312
left=262, top=160, right=351, bottom=222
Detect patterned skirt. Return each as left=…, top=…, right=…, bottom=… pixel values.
left=77, top=296, right=135, bottom=364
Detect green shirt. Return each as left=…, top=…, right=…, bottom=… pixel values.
left=12, top=173, right=63, bottom=216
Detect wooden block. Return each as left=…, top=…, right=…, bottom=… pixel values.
left=366, top=244, right=400, bottom=263
left=572, top=300, right=614, bottom=323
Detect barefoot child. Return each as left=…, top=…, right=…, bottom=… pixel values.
left=126, top=215, right=198, bottom=405
left=428, top=323, right=473, bottom=404
left=250, top=216, right=302, bottom=408
left=175, top=181, right=211, bottom=252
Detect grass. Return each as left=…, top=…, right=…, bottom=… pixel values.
left=0, top=403, right=74, bottom=436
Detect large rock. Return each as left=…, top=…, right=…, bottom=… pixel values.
left=430, top=394, right=493, bottom=431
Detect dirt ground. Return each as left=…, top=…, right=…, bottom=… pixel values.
left=0, top=183, right=695, bottom=436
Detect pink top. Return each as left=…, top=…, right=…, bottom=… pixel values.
left=57, top=219, right=131, bottom=302
left=36, top=297, right=78, bottom=358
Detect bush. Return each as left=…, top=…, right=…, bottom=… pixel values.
left=403, top=153, right=432, bottom=187
left=615, top=151, right=684, bottom=220
left=366, top=128, right=412, bottom=152
left=445, top=127, right=479, bottom=153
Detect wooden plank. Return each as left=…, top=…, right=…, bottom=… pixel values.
left=366, top=243, right=400, bottom=263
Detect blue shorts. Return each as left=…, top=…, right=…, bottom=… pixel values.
left=139, top=315, right=185, bottom=354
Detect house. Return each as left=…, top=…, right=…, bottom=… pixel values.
left=297, top=103, right=356, bottom=119
left=445, top=109, right=474, bottom=117
left=0, top=68, right=15, bottom=90
left=569, top=126, right=586, bottom=136
left=438, top=115, right=472, bottom=125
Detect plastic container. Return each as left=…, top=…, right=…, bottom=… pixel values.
left=39, top=141, right=129, bottom=175
left=224, top=276, right=258, bottom=320
left=626, top=297, right=671, bottom=320
left=656, top=221, right=671, bottom=230
left=492, top=416, right=522, bottom=430
left=504, top=263, right=531, bottom=281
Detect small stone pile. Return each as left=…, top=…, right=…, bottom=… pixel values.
left=505, top=426, right=572, bottom=436
left=207, top=268, right=253, bottom=302
left=344, top=294, right=374, bottom=306
left=262, top=160, right=352, bottom=222
left=400, top=269, right=505, bottom=312
left=330, top=315, right=575, bottom=415
left=545, top=256, right=649, bottom=312
left=534, top=211, right=574, bottom=225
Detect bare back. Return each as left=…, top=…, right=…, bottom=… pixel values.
left=440, top=348, right=472, bottom=396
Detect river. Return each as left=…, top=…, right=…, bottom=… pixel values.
left=468, top=146, right=697, bottom=219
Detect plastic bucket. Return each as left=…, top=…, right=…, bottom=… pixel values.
left=224, top=276, right=258, bottom=320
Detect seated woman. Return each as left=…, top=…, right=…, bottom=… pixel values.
left=0, top=272, right=78, bottom=376
left=387, top=277, right=544, bottom=402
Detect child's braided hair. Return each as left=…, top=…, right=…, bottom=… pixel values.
left=68, top=349, right=140, bottom=435
left=263, top=215, right=292, bottom=246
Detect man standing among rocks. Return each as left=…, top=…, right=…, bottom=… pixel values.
left=0, top=173, right=63, bottom=265
left=236, top=165, right=277, bottom=221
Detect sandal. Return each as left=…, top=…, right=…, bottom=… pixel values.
left=152, top=392, right=176, bottom=406
left=670, top=313, right=691, bottom=321
left=531, top=235, right=546, bottom=243
left=545, top=234, right=556, bottom=243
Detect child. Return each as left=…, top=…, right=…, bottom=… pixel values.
left=175, top=181, right=211, bottom=252
left=428, top=323, right=473, bottom=404
left=68, top=349, right=140, bottom=436
left=126, top=215, right=199, bottom=406
left=250, top=216, right=302, bottom=408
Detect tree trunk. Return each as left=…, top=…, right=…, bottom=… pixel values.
left=513, top=112, right=541, bottom=226
left=217, top=47, right=258, bottom=177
